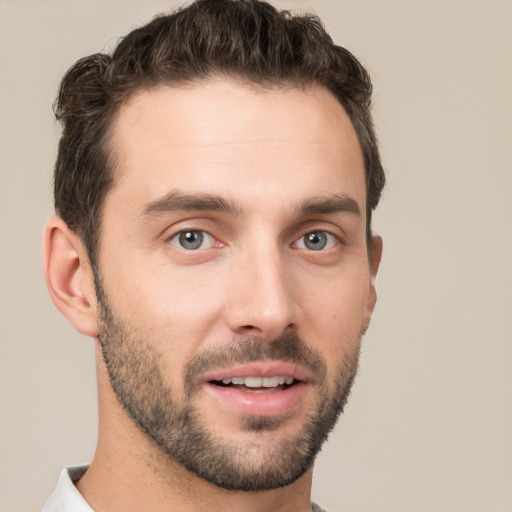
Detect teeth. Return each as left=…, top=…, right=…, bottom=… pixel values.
left=245, top=377, right=262, bottom=388
left=262, top=376, right=279, bottom=387
left=219, top=376, right=294, bottom=388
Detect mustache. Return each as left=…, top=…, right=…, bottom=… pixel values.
left=184, top=333, right=327, bottom=394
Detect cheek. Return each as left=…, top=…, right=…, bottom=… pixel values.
left=104, top=260, right=230, bottom=357
left=300, top=269, right=370, bottom=356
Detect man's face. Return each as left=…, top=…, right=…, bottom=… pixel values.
left=95, top=80, right=379, bottom=490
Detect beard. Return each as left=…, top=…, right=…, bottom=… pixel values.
left=95, top=277, right=361, bottom=492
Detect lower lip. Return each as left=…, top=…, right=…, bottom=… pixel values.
left=203, top=382, right=308, bottom=416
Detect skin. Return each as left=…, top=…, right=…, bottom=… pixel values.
left=44, top=79, right=382, bottom=512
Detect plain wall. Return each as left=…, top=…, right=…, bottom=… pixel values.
left=0, top=1, right=511, bottom=511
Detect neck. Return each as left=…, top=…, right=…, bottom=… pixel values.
left=77, top=456, right=313, bottom=512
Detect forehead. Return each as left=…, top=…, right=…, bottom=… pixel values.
left=106, top=79, right=366, bottom=214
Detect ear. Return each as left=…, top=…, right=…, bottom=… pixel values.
left=363, top=235, right=383, bottom=332
left=43, top=217, right=99, bottom=337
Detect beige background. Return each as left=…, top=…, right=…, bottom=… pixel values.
left=1, top=0, right=511, bottom=511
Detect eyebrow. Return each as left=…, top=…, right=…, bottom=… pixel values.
left=138, top=190, right=361, bottom=223
left=139, top=191, right=244, bottom=220
left=296, top=194, right=362, bottom=218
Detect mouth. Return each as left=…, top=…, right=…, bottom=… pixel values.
left=202, top=363, right=309, bottom=416
left=210, top=375, right=298, bottom=393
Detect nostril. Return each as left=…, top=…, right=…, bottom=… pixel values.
left=239, top=323, right=296, bottom=336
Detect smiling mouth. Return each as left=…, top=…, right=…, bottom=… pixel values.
left=210, top=376, right=298, bottom=393
left=203, top=366, right=308, bottom=416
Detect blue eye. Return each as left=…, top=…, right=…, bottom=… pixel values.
left=169, top=230, right=214, bottom=250
left=296, top=231, right=337, bottom=251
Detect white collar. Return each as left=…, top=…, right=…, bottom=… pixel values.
left=41, top=466, right=92, bottom=512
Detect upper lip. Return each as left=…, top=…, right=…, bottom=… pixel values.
left=202, top=361, right=310, bottom=383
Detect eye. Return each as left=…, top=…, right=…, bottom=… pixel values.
left=169, top=230, right=215, bottom=250
left=295, top=231, right=338, bottom=251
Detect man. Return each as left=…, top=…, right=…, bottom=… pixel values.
left=41, top=0, right=384, bottom=510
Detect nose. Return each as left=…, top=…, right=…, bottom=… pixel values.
left=225, top=245, right=300, bottom=342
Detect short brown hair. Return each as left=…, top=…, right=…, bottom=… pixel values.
left=54, top=0, right=385, bottom=262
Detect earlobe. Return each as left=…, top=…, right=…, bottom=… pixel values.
left=363, top=235, right=383, bottom=332
left=43, top=217, right=99, bottom=337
